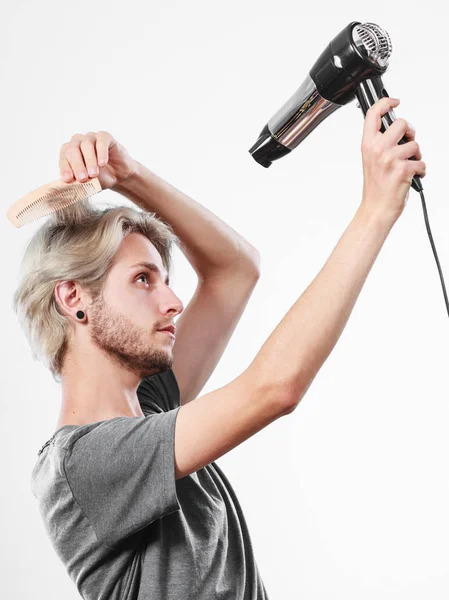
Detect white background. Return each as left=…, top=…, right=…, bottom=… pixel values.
left=1, top=1, right=448, bottom=598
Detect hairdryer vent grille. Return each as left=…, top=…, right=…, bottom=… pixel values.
left=354, top=22, right=392, bottom=66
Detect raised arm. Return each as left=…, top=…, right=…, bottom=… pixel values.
left=171, top=96, right=426, bottom=479
left=247, top=96, right=426, bottom=409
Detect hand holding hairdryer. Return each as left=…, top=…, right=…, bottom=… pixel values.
left=249, top=20, right=449, bottom=318
left=359, top=95, right=426, bottom=222
left=248, top=21, right=423, bottom=194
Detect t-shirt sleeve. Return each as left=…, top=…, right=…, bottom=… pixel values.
left=64, top=408, right=181, bottom=550
left=137, top=367, right=181, bottom=414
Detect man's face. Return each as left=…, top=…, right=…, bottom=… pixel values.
left=87, top=232, right=184, bottom=378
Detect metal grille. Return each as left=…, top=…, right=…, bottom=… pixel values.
left=354, top=22, right=393, bottom=64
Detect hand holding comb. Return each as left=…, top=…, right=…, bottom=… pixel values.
left=6, top=130, right=137, bottom=227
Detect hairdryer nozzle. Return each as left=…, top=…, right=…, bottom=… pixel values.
left=352, top=22, right=392, bottom=67
left=248, top=124, right=291, bottom=168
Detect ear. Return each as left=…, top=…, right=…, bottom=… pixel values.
left=54, top=280, right=85, bottom=320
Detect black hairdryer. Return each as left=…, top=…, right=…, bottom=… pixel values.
left=248, top=21, right=423, bottom=193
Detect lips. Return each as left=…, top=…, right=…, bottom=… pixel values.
left=158, top=325, right=176, bottom=335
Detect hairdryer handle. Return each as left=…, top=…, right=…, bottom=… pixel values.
left=355, top=77, right=423, bottom=192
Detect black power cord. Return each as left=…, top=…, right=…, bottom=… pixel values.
left=419, top=189, right=449, bottom=318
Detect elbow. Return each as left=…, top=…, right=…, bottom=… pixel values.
left=279, top=394, right=299, bottom=416
left=276, top=376, right=313, bottom=416
left=280, top=399, right=299, bottom=416
left=248, top=249, right=261, bottom=278
left=238, top=243, right=261, bottom=279
left=264, top=378, right=302, bottom=417
left=245, top=367, right=302, bottom=418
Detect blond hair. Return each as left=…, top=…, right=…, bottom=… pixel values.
left=12, top=197, right=180, bottom=383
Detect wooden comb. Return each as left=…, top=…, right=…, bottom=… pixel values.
left=6, top=177, right=103, bottom=227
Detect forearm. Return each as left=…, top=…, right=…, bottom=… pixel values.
left=113, top=161, right=260, bottom=280
left=250, top=203, right=397, bottom=407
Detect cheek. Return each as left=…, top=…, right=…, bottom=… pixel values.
left=129, top=289, right=158, bottom=315
left=109, top=289, right=144, bottom=317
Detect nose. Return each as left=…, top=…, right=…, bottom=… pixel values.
left=161, top=287, right=184, bottom=317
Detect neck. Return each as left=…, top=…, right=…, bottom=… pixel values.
left=56, top=347, right=146, bottom=429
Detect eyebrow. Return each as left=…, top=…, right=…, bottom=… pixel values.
left=129, top=262, right=170, bottom=286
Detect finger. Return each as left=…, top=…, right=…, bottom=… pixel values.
left=95, top=131, right=112, bottom=166
left=80, top=137, right=99, bottom=178
left=406, top=159, right=426, bottom=179
left=392, top=139, right=422, bottom=162
left=381, top=117, right=418, bottom=150
left=59, top=146, right=75, bottom=182
left=64, top=141, right=89, bottom=182
left=364, top=97, right=401, bottom=139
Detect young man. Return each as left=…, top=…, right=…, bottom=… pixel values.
left=24, top=95, right=425, bottom=599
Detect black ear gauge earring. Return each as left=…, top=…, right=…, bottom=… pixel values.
left=76, top=310, right=85, bottom=320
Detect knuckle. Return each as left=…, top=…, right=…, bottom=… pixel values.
left=68, top=140, right=80, bottom=150
left=380, top=152, right=392, bottom=167
left=372, top=144, right=383, bottom=158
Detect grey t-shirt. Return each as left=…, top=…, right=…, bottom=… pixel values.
left=31, top=369, right=270, bottom=600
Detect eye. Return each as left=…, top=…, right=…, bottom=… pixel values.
left=136, top=273, right=151, bottom=285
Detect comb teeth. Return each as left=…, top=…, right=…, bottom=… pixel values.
left=6, top=177, right=102, bottom=227
left=354, top=22, right=392, bottom=65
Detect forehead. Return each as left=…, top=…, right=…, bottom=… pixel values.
left=116, top=233, right=167, bottom=276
